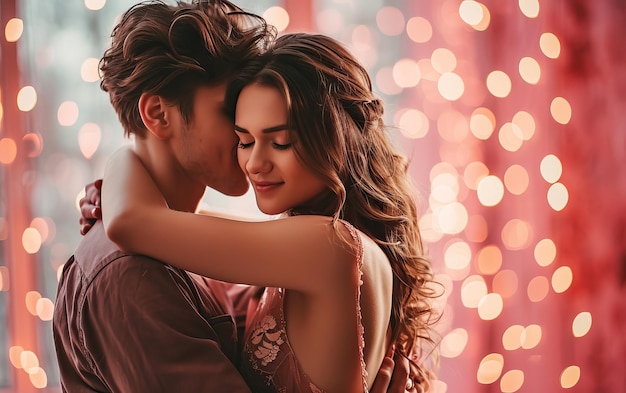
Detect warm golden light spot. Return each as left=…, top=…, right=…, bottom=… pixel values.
left=473, top=3, right=491, bottom=31
left=547, top=182, right=569, bottom=211
left=22, top=227, right=42, bottom=254
left=417, top=58, right=439, bottom=82
left=504, top=165, right=529, bottom=195
left=5, top=18, right=23, bottom=42
left=0, top=138, right=18, bottom=165
left=440, top=328, right=468, bottom=358
left=521, top=324, right=542, bottom=349
left=430, top=161, right=458, bottom=182
left=550, top=96, right=572, bottom=124
left=498, top=122, right=524, bottom=152
left=534, top=238, right=556, bottom=267
left=540, top=154, right=562, bottom=183
left=56, top=263, right=65, bottom=282
left=407, top=16, right=432, bottom=43
left=399, top=109, right=429, bottom=139
left=519, top=57, right=541, bottom=84
left=431, top=172, right=459, bottom=204
left=84, top=0, right=106, bottom=11
left=431, top=48, right=457, bottom=74
left=552, top=266, right=573, bottom=293
left=476, top=245, right=502, bottom=275
left=512, top=111, right=536, bottom=141
left=540, top=32, right=561, bottom=59
left=477, top=353, right=504, bottom=384
left=9, top=346, right=23, bottom=368
left=469, top=107, right=496, bottom=140
left=501, top=369, right=524, bottom=392
left=465, top=214, right=488, bottom=243
left=493, top=270, right=518, bottom=298
left=376, top=6, right=405, bottom=36
left=263, top=7, right=289, bottom=32
left=444, top=241, right=472, bottom=270
left=0, top=265, right=9, bottom=291
left=30, top=217, right=50, bottom=243
left=459, top=0, right=484, bottom=26
left=17, top=86, right=37, bottom=112
left=81, top=58, right=101, bottom=82
left=477, top=175, right=504, bottom=207
left=20, top=350, right=39, bottom=373
left=393, top=59, right=421, bottom=88
left=519, top=0, right=540, bottom=18
left=437, top=109, right=469, bottom=143
left=461, top=275, right=488, bottom=308
left=78, top=122, right=102, bottom=159
left=572, top=312, right=592, bottom=338
left=486, top=70, right=512, bottom=98
left=560, top=366, right=580, bottom=389
left=36, top=297, right=55, bottom=321
left=502, top=325, right=524, bottom=350
left=438, top=72, right=464, bottom=101
left=464, top=161, right=490, bottom=190
left=25, top=291, right=42, bottom=316
left=22, top=132, right=43, bottom=158
left=501, top=219, right=532, bottom=250
left=0, top=101, right=3, bottom=124
left=375, top=67, right=402, bottom=95
left=527, top=276, right=549, bottom=302
left=58, top=101, right=79, bottom=126
left=477, top=293, right=503, bottom=320
left=29, top=367, right=48, bottom=388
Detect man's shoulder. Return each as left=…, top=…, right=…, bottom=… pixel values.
left=68, top=221, right=175, bottom=285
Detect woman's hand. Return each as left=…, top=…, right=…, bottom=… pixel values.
left=79, top=179, right=103, bottom=235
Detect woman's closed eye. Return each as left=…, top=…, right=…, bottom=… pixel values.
left=238, top=140, right=254, bottom=149
left=237, top=141, right=292, bottom=150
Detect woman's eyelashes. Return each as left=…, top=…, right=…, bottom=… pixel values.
left=236, top=140, right=292, bottom=150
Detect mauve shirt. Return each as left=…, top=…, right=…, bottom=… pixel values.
left=52, top=221, right=252, bottom=392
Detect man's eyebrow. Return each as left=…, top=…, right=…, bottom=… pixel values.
left=234, top=125, right=288, bottom=134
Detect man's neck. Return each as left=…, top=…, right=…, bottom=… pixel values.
left=133, top=141, right=205, bottom=213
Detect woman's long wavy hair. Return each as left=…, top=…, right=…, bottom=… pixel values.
left=227, top=33, right=440, bottom=389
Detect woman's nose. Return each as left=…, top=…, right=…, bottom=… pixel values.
left=245, top=146, right=272, bottom=174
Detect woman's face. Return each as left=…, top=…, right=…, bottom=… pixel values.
left=234, top=83, right=326, bottom=215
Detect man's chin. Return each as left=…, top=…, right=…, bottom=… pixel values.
left=216, top=180, right=250, bottom=197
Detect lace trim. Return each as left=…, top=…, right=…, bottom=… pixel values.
left=338, top=220, right=369, bottom=393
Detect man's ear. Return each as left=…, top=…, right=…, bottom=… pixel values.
left=138, top=93, right=174, bottom=139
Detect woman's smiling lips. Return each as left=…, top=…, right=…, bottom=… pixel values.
left=251, top=181, right=283, bottom=193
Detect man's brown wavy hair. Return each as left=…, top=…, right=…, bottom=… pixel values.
left=99, top=0, right=274, bottom=137
left=226, top=33, right=441, bottom=390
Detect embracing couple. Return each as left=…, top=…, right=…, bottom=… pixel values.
left=52, top=1, right=440, bottom=392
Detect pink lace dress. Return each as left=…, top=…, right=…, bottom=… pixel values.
left=239, top=221, right=369, bottom=393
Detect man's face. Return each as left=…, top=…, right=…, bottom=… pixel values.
left=172, top=83, right=249, bottom=196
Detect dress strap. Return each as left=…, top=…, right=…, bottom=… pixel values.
left=337, top=219, right=369, bottom=393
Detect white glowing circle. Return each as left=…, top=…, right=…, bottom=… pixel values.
left=438, top=72, right=464, bottom=101
left=393, top=58, right=421, bottom=88
left=17, top=86, right=37, bottom=112
left=477, top=175, right=504, bottom=207
left=459, top=0, right=484, bottom=26
left=263, top=7, right=289, bottom=32
left=547, top=182, right=568, bottom=211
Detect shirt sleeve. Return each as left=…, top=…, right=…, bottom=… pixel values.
left=80, top=254, right=252, bottom=393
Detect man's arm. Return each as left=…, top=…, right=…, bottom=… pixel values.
left=83, top=255, right=251, bottom=392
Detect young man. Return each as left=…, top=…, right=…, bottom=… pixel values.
left=55, top=1, right=415, bottom=392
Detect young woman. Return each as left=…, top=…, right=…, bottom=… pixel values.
left=102, top=33, right=438, bottom=393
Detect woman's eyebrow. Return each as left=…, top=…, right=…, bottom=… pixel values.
left=234, top=124, right=288, bottom=134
